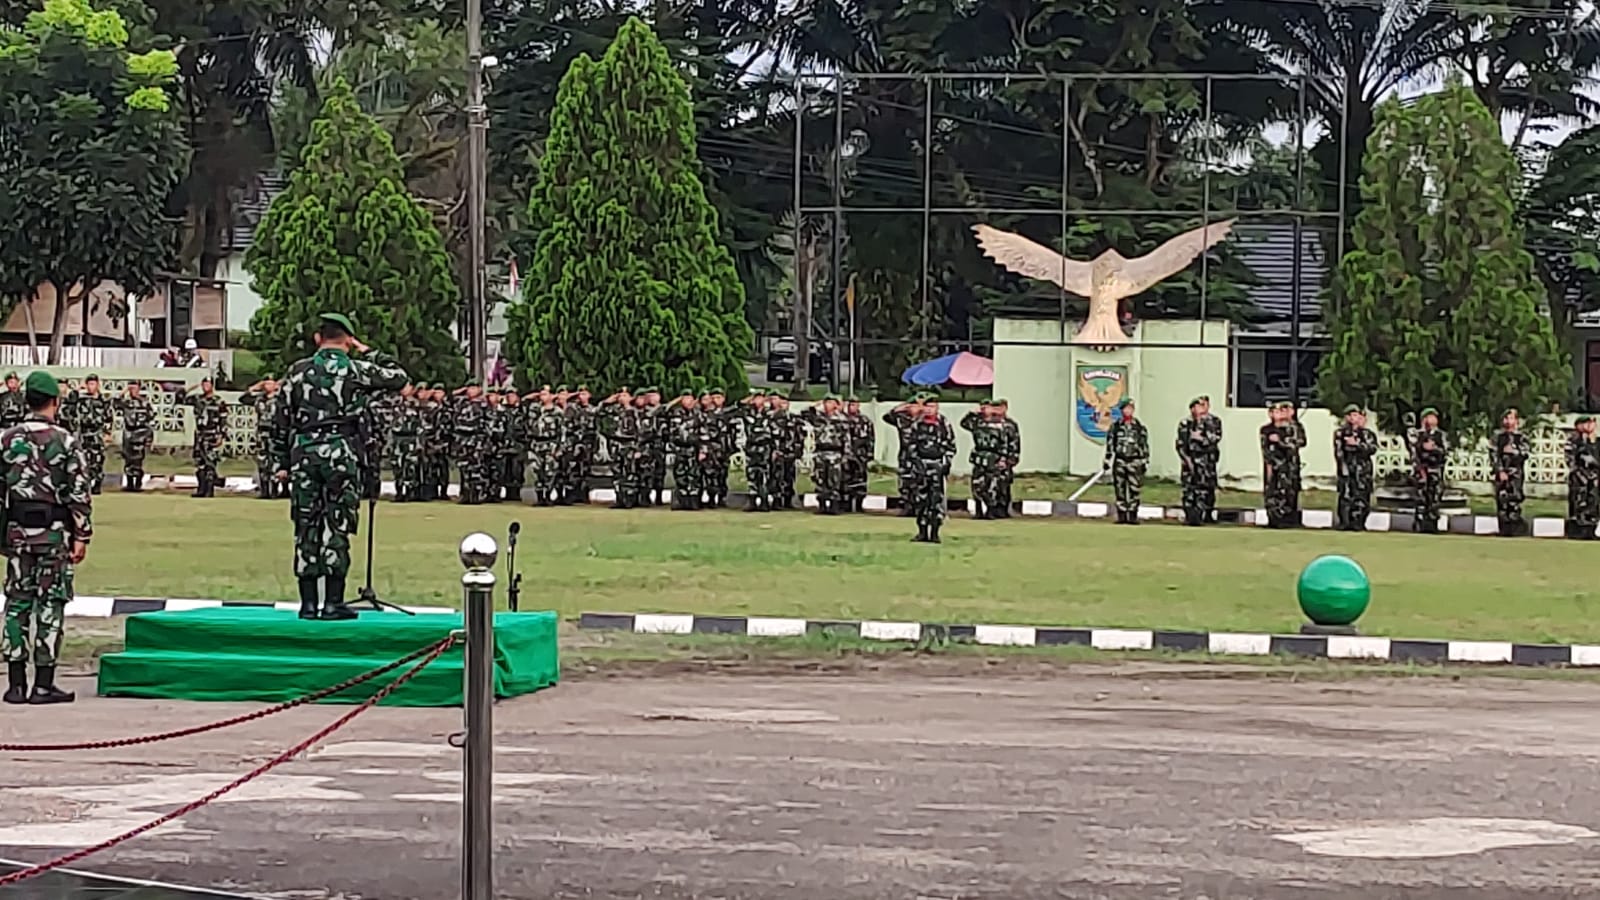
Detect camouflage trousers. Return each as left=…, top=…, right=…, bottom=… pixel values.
left=1413, top=467, right=1445, bottom=533
left=907, top=463, right=946, bottom=529
left=122, top=429, right=152, bottom=480
left=843, top=456, right=869, bottom=502
left=1180, top=459, right=1217, bottom=525
left=971, top=463, right=1004, bottom=513
left=391, top=436, right=423, bottom=501
left=1495, top=470, right=1525, bottom=534
left=1569, top=472, right=1599, bottom=535
left=744, top=445, right=774, bottom=505
left=671, top=446, right=703, bottom=501
left=649, top=445, right=668, bottom=495
left=423, top=447, right=449, bottom=500
left=290, top=446, right=360, bottom=579
left=700, top=451, right=729, bottom=503
left=1336, top=465, right=1373, bottom=531
left=607, top=440, right=640, bottom=503
left=500, top=447, right=527, bottom=499
left=530, top=442, right=561, bottom=501
left=456, top=447, right=493, bottom=505
left=777, top=456, right=798, bottom=502
left=81, top=439, right=105, bottom=494
left=565, top=444, right=595, bottom=497
left=812, top=449, right=844, bottom=503
left=897, top=456, right=918, bottom=513
left=1112, top=460, right=1145, bottom=516
left=2, top=549, right=72, bottom=666
left=362, top=437, right=386, bottom=500
left=192, top=429, right=223, bottom=485
left=1264, top=463, right=1300, bottom=528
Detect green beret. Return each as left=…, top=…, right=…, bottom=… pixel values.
left=319, top=312, right=358, bottom=338
left=823, top=392, right=841, bottom=401
left=1420, top=407, right=1440, bottom=418
left=1189, top=395, right=1208, bottom=407
left=709, top=387, right=725, bottom=396
left=641, top=386, right=658, bottom=395
left=24, top=371, right=58, bottom=398
left=1342, top=404, right=1361, bottom=414
left=1116, top=399, right=1134, bottom=410
left=846, top=394, right=860, bottom=402
left=85, top=373, right=100, bottom=382
left=1578, top=415, right=1594, bottom=425
left=994, top=397, right=1009, bottom=406
left=748, top=387, right=766, bottom=397
left=555, top=384, right=569, bottom=392
left=4, top=372, right=16, bottom=381
left=576, top=384, right=589, bottom=392
left=679, top=389, right=694, bottom=397
left=1504, top=408, right=1519, bottom=418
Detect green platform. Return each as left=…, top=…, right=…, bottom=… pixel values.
left=97, top=607, right=560, bottom=707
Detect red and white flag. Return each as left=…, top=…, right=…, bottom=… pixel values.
left=507, top=257, right=519, bottom=295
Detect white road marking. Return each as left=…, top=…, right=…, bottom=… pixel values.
left=1275, top=817, right=1598, bottom=859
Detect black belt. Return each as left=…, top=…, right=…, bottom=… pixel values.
left=7, top=501, right=71, bottom=529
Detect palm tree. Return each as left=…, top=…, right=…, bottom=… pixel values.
left=1452, top=0, right=1600, bottom=152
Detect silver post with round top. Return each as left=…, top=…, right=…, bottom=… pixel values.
left=458, top=532, right=497, bottom=900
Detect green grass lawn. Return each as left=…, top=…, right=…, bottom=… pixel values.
left=79, top=492, right=1600, bottom=645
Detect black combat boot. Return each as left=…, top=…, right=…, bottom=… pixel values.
left=4, top=662, right=27, bottom=704
left=191, top=474, right=206, bottom=498
left=28, top=667, right=74, bottom=705
left=297, top=577, right=320, bottom=620
left=321, top=575, right=359, bottom=621
left=911, top=523, right=929, bottom=543
left=133, top=474, right=144, bottom=492
left=928, top=522, right=942, bottom=544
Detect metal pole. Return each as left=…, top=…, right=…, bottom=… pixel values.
left=466, top=0, right=489, bottom=382
left=919, top=78, right=934, bottom=348
left=458, top=532, right=497, bottom=900
left=1060, top=77, right=1071, bottom=344
left=1289, top=75, right=1308, bottom=409
left=830, top=75, right=845, bottom=393
left=1199, top=76, right=1213, bottom=342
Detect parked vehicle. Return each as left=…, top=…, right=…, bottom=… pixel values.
left=765, top=337, right=833, bottom=383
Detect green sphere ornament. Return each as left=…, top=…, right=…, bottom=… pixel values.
left=1297, top=555, right=1371, bottom=627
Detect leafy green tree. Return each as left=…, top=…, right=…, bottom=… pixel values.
left=246, top=79, right=465, bottom=384
left=1318, top=83, right=1568, bottom=438
left=0, top=0, right=187, bottom=362
left=510, top=17, right=752, bottom=393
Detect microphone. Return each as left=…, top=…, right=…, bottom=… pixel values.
left=508, top=521, right=521, bottom=548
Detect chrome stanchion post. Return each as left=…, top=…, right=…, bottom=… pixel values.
left=458, top=533, right=497, bottom=900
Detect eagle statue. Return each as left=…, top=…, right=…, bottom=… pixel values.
left=972, top=219, right=1236, bottom=347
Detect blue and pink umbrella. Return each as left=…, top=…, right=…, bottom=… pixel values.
left=900, top=351, right=995, bottom=387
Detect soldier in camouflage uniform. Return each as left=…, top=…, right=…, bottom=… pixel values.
left=61, top=374, right=112, bottom=495
left=240, top=377, right=286, bottom=499
left=1176, top=395, right=1223, bottom=526
left=993, top=399, right=1021, bottom=516
left=666, top=390, right=706, bottom=510
left=903, top=393, right=956, bottom=543
left=961, top=401, right=1008, bottom=520
left=740, top=390, right=775, bottom=511
left=884, top=397, right=922, bottom=516
left=642, top=387, right=668, bottom=505
left=500, top=390, right=528, bottom=501
left=270, top=314, right=406, bottom=620
left=699, top=389, right=733, bottom=508
left=1410, top=407, right=1449, bottom=534
left=770, top=394, right=803, bottom=509
left=1, top=372, right=92, bottom=705
left=483, top=390, right=508, bottom=504
left=116, top=381, right=156, bottom=492
left=0, top=372, right=26, bottom=430
left=1333, top=404, right=1378, bottom=532
left=1104, top=399, right=1149, bottom=525
left=843, top=396, right=873, bottom=512
left=452, top=383, right=492, bottom=505
left=360, top=386, right=401, bottom=501
left=423, top=385, right=451, bottom=501
left=181, top=378, right=229, bottom=498
left=527, top=387, right=564, bottom=506
left=388, top=384, right=424, bottom=502
left=1493, top=408, right=1531, bottom=537
left=1566, top=415, right=1599, bottom=540
left=801, top=393, right=851, bottom=515
left=1260, top=401, right=1305, bottom=529
left=564, top=386, right=599, bottom=504
left=600, top=387, right=641, bottom=508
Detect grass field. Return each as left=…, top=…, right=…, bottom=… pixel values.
left=77, top=493, right=1600, bottom=645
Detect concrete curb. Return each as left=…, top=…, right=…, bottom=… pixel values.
left=105, top=475, right=1599, bottom=540
left=577, top=611, right=1593, bottom=668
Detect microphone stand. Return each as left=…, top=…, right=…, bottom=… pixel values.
left=506, top=521, right=522, bottom=612
left=355, top=495, right=416, bottom=615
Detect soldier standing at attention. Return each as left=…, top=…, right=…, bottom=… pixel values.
left=180, top=378, right=228, bottom=498
left=700, top=389, right=734, bottom=508
left=1260, top=402, right=1304, bottom=528
left=640, top=387, right=666, bottom=505
left=599, top=387, right=640, bottom=508
left=116, top=381, right=156, bottom=492
left=883, top=396, right=923, bottom=516
left=801, top=393, right=850, bottom=515
left=1, top=372, right=92, bottom=705
left=482, top=390, right=507, bottom=503
left=843, top=396, right=874, bottom=512
left=240, top=377, right=285, bottom=499
left=62, top=374, right=112, bottom=495
left=0, top=372, right=27, bottom=429
left=1565, top=415, right=1599, bottom=540
left=772, top=393, right=805, bottom=509
left=1104, top=399, right=1148, bottom=525
left=452, top=383, right=492, bottom=505
left=960, top=400, right=1005, bottom=519
left=500, top=390, right=528, bottom=502
left=1493, top=408, right=1531, bottom=537
left=269, top=313, right=407, bottom=620
left=527, top=387, right=563, bottom=506
left=388, top=384, right=424, bottom=502
left=665, top=390, right=705, bottom=510
left=564, top=386, right=599, bottom=505
left=904, top=394, right=956, bottom=543
left=1175, top=395, right=1222, bottom=526
left=1411, top=407, right=1449, bottom=534
left=740, top=390, right=775, bottom=511
left=1333, top=404, right=1378, bottom=531
left=993, top=399, right=1021, bottom=516
left=416, top=385, right=442, bottom=501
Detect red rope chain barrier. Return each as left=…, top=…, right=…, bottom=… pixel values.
left=0, top=634, right=457, bottom=888
left=0, top=638, right=457, bottom=752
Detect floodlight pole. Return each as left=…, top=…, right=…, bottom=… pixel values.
left=458, top=533, right=497, bottom=900
left=466, top=0, right=489, bottom=381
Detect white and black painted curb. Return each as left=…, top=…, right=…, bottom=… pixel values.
left=578, top=612, right=1593, bottom=668
left=109, top=474, right=1599, bottom=540
left=63, top=595, right=454, bottom=618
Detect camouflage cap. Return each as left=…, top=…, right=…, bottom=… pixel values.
left=1420, top=406, right=1440, bottom=418
left=24, top=371, right=58, bottom=398
left=1117, top=398, right=1135, bottom=410
left=319, top=312, right=358, bottom=338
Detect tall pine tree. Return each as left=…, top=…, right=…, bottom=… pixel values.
left=1318, top=83, right=1568, bottom=437
left=246, top=78, right=465, bottom=385
left=510, top=17, right=751, bottom=393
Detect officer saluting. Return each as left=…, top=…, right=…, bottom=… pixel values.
left=1, top=372, right=92, bottom=705
left=270, top=313, right=407, bottom=620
